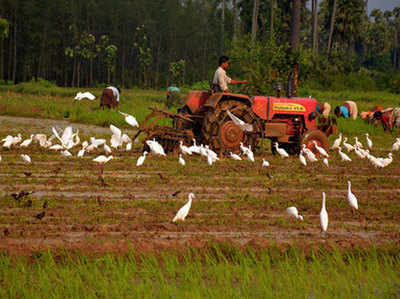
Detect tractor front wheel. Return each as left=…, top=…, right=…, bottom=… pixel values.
left=300, top=129, right=329, bottom=155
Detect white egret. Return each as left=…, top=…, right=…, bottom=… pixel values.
left=172, top=193, right=195, bottom=222
left=323, top=158, right=329, bottom=167
left=189, top=139, right=201, bottom=155
left=20, top=135, right=34, bottom=148
left=331, top=133, right=342, bottom=150
left=146, top=139, right=166, bottom=156
left=342, top=138, right=354, bottom=152
left=274, top=142, right=289, bottom=158
left=77, top=148, right=86, bottom=158
left=74, top=91, right=95, bottom=101
left=104, top=143, right=112, bottom=154
left=61, top=150, right=72, bottom=157
left=119, top=111, right=139, bottom=127
left=246, top=149, right=255, bottom=162
left=302, top=144, right=317, bottom=162
left=392, top=138, right=400, bottom=152
left=226, top=110, right=253, bottom=132
left=180, top=141, right=192, bottom=155
left=240, top=142, right=251, bottom=155
left=21, top=154, right=31, bottom=163
left=354, top=137, right=363, bottom=148
left=49, top=144, right=64, bottom=151
left=262, top=158, right=270, bottom=167
left=347, top=181, right=358, bottom=213
left=313, top=141, right=329, bottom=157
left=286, top=206, right=304, bottom=220
left=338, top=147, right=352, bottom=162
left=320, top=192, right=328, bottom=232
left=93, top=155, right=113, bottom=164
left=136, top=151, right=147, bottom=166
left=299, top=151, right=307, bottom=166
left=230, top=152, right=242, bottom=161
left=178, top=154, right=186, bottom=166
left=365, top=133, right=372, bottom=149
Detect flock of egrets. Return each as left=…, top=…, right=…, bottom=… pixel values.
left=1, top=108, right=399, bottom=232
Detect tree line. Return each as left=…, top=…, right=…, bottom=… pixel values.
left=0, top=0, right=399, bottom=91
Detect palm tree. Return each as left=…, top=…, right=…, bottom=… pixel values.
left=251, top=0, right=260, bottom=43
left=327, top=0, right=337, bottom=54
left=312, top=0, right=319, bottom=55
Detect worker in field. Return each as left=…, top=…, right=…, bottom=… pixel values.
left=334, top=101, right=358, bottom=120
left=100, top=86, right=121, bottom=109
left=315, top=102, right=331, bottom=118
left=166, top=86, right=181, bottom=108
left=211, top=56, right=248, bottom=93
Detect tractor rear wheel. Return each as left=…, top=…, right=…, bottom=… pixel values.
left=202, top=100, right=261, bottom=154
left=300, top=129, right=329, bottom=155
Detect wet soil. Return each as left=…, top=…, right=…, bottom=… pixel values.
left=0, top=116, right=399, bottom=255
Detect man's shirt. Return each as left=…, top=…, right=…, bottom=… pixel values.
left=212, top=66, right=231, bottom=92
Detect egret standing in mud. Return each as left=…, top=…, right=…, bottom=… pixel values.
left=178, top=154, right=185, bottom=166
left=136, top=151, right=147, bottom=167
left=173, top=193, right=195, bottom=222
left=275, top=142, right=289, bottom=158
left=21, top=154, right=31, bottom=163
left=347, top=181, right=358, bottom=214
left=230, top=152, right=242, bottom=161
left=262, top=159, right=270, bottom=167
left=366, top=133, right=373, bottom=149
left=93, top=155, right=113, bottom=178
left=320, top=192, right=328, bottom=233
left=286, top=206, right=304, bottom=220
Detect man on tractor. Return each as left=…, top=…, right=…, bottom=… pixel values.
left=211, top=56, right=248, bottom=93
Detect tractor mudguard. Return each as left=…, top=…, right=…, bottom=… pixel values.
left=203, top=93, right=253, bottom=111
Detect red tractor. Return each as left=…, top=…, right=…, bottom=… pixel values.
left=135, top=89, right=337, bottom=155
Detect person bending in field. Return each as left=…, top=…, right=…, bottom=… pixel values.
left=315, top=102, right=331, bottom=118
left=100, top=86, right=121, bottom=109
left=211, top=56, right=248, bottom=93
left=334, top=101, right=358, bottom=120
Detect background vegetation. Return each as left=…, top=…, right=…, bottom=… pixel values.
left=0, top=0, right=399, bottom=94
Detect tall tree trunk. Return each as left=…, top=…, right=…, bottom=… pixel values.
left=12, top=3, right=17, bottom=83
left=7, top=20, right=12, bottom=81
left=290, top=0, right=301, bottom=53
left=327, top=0, right=337, bottom=54
left=221, top=0, right=225, bottom=52
left=365, top=0, right=368, bottom=14
left=72, top=58, right=76, bottom=87
left=90, top=57, right=93, bottom=87
left=270, top=0, right=275, bottom=39
left=0, top=39, right=3, bottom=81
left=251, top=0, right=259, bottom=43
left=289, top=0, right=301, bottom=97
left=76, top=60, right=80, bottom=88
left=232, top=0, right=237, bottom=41
left=312, top=0, right=318, bottom=56
left=394, top=29, right=398, bottom=68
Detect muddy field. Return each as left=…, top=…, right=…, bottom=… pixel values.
left=0, top=116, right=399, bottom=255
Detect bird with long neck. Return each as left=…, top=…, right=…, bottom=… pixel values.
left=320, top=192, right=328, bottom=233
left=173, top=193, right=195, bottom=222
left=347, top=181, right=358, bottom=214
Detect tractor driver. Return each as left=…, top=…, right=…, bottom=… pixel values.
left=211, top=56, right=248, bottom=93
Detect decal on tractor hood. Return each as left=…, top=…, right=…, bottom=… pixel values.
left=273, top=102, right=306, bottom=112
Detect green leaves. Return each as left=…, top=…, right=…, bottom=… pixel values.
left=0, top=17, right=9, bottom=39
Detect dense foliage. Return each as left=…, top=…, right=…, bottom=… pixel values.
left=0, top=0, right=399, bottom=92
